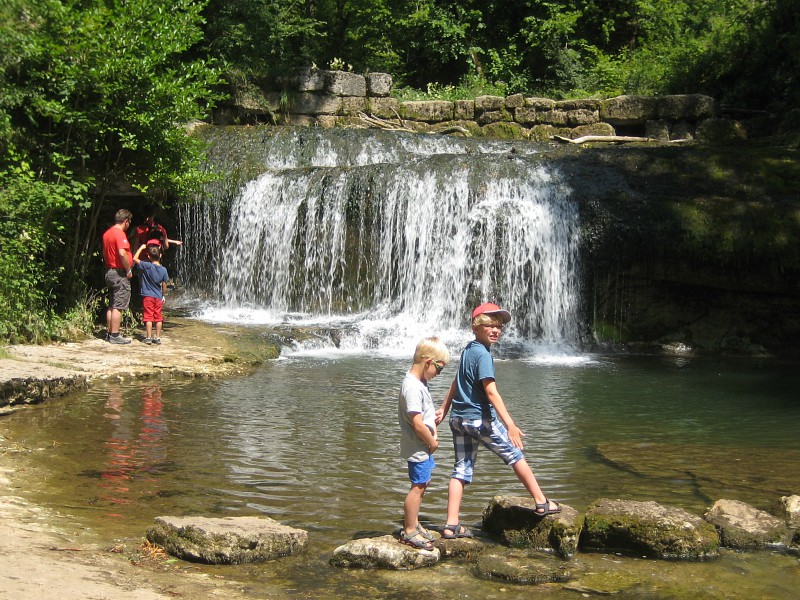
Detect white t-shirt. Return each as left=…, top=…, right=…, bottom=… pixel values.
left=398, top=371, right=436, bottom=462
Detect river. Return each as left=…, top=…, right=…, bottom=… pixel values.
left=5, top=347, right=799, bottom=598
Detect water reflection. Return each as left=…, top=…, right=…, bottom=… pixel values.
left=96, top=385, right=168, bottom=516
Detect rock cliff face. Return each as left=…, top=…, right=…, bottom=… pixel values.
left=562, top=145, right=800, bottom=356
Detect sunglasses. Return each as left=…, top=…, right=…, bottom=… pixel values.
left=431, top=360, right=445, bottom=374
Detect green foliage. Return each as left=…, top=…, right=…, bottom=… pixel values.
left=392, top=74, right=508, bottom=102
left=200, top=0, right=797, bottom=109
left=202, top=0, right=324, bottom=77
left=0, top=160, right=86, bottom=342
left=0, top=0, right=226, bottom=342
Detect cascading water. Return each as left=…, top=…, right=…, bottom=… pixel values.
left=177, top=128, right=582, bottom=355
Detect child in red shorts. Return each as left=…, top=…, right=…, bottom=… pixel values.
left=133, top=240, right=169, bottom=344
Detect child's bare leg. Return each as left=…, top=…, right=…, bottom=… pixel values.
left=403, top=483, right=426, bottom=534
left=445, top=477, right=466, bottom=528
left=145, top=321, right=153, bottom=338
left=512, top=458, right=558, bottom=510
left=155, top=321, right=162, bottom=338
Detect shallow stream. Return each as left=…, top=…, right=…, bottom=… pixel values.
left=4, top=351, right=799, bottom=598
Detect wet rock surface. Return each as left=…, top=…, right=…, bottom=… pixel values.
left=581, top=498, right=720, bottom=559
left=474, top=549, right=573, bottom=585
left=481, top=495, right=582, bottom=557
left=329, top=534, right=440, bottom=570
left=146, top=515, right=308, bottom=565
left=0, top=317, right=281, bottom=412
left=704, top=499, right=791, bottom=549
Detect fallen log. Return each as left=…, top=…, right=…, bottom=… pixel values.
left=552, top=134, right=656, bottom=144
left=552, top=134, right=691, bottom=144
left=357, top=111, right=414, bottom=132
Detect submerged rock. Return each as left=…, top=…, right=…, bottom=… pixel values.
left=581, top=498, right=719, bottom=559
left=704, top=499, right=790, bottom=549
left=329, top=535, right=440, bottom=570
left=146, top=516, right=307, bottom=564
left=481, top=495, right=582, bottom=557
left=594, top=442, right=800, bottom=507
left=474, top=549, right=573, bottom=585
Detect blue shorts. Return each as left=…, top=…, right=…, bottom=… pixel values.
left=449, top=416, right=525, bottom=483
left=407, top=455, right=435, bottom=485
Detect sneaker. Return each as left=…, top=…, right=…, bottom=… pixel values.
left=108, top=335, right=132, bottom=345
left=152, top=337, right=161, bottom=345
left=143, top=337, right=153, bottom=344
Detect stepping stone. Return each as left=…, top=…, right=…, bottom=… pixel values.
left=146, top=515, right=307, bottom=564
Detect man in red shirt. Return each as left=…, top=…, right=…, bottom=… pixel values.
left=132, top=208, right=183, bottom=252
left=102, top=209, right=134, bottom=344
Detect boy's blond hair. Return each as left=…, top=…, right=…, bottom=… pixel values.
left=413, top=337, right=450, bottom=364
left=472, top=313, right=504, bottom=327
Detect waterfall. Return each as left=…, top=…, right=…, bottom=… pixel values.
left=178, top=128, right=582, bottom=355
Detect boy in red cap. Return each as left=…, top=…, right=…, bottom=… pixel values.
left=435, top=302, right=561, bottom=539
left=132, top=240, right=169, bottom=344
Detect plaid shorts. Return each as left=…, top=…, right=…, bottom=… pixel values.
left=449, top=416, right=525, bottom=483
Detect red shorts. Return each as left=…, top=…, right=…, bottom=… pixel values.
left=142, top=296, right=163, bottom=323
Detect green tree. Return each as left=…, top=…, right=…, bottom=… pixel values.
left=0, top=0, right=225, bottom=341
left=201, top=0, right=324, bottom=78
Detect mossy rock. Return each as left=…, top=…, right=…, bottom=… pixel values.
left=581, top=498, right=719, bottom=559
left=482, top=495, right=582, bottom=557
left=474, top=549, right=573, bottom=585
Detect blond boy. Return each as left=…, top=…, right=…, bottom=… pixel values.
left=398, top=337, right=450, bottom=550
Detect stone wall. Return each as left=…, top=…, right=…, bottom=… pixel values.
left=214, top=68, right=751, bottom=143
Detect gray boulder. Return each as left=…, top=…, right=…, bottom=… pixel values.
left=600, top=95, right=659, bottom=125
left=696, top=118, right=747, bottom=143
left=581, top=498, right=719, bottom=559
left=325, top=71, right=367, bottom=97
left=482, top=495, right=582, bottom=557
left=366, top=72, right=392, bottom=97
left=329, top=534, right=440, bottom=570
left=367, top=97, right=400, bottom=119
left=400, top=100, right=454, bottom=123
left=475, top=95, right=506, bottom=111
left=146, top=516, right=308, bottom=565
left=293, top=93, right=342, bottom=115
left=704, top=499, right=791, bottom=549
left=296, top=67, right=326, bottom=92
left=657, top=94, right=717, bottom=120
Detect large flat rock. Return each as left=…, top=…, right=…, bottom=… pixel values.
left=146, top=515, right=308, bottom=564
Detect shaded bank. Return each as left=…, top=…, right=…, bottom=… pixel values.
left=566, top=144, right=800, bottom=356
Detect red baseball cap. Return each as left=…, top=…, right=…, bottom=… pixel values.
left=472, top=302, right=511, bottom=323
left=146, top=238, right=162, bottom=247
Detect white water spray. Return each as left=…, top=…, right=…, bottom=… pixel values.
left=178, top=130, right=581, bottom=355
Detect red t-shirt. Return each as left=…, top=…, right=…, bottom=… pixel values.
left=102, top=225, right=132, bottom=269
left=134, top=223, right=167, bottom=247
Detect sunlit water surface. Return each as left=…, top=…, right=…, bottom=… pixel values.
left=4, top=352, right=799, bottom=598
